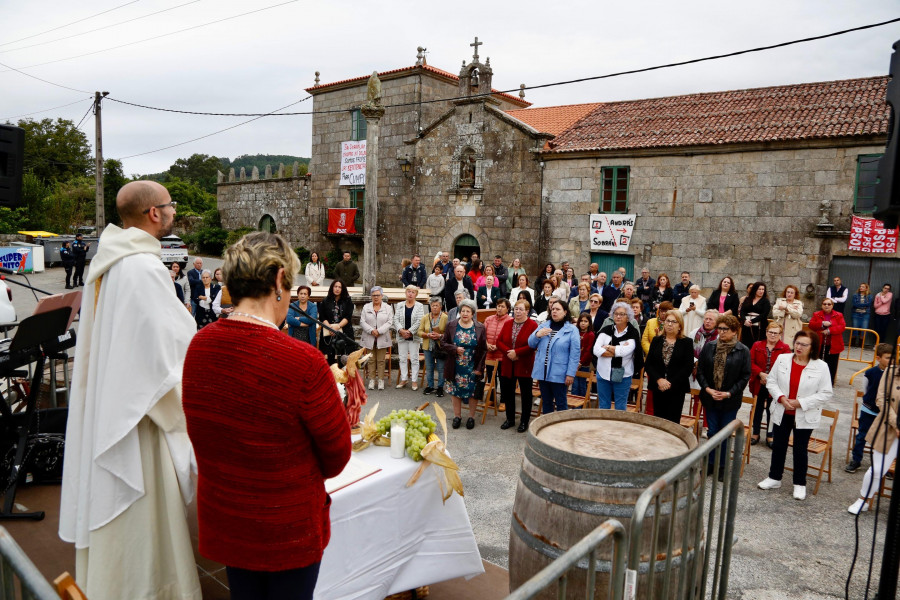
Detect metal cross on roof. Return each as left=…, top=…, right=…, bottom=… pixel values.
left=470, top=37, right=483, bottom=61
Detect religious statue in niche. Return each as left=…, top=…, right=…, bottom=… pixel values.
left=459, top=149, right=477, bottom=188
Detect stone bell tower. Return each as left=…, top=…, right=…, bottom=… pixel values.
left=458, top=36, right=493, bottom=97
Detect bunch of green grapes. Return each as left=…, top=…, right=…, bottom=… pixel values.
left=375, top=409, right=437, bottom=461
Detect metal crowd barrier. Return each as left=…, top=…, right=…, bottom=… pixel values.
left=626, top=420, right=744, bottom=600
left=0, top=527, right=58, bottom=600
left=504, top=520, right=626, bottom=600
left=506, top=420, right=744, bottom=600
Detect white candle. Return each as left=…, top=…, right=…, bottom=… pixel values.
left=390, top=420, right=406, bottom=459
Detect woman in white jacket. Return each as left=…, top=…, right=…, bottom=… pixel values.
left=758, top=329, right=833, bottom=500
left=678, top=284, right=707, bottom=334
left=359, top=286, right=394, bottom=390
left=772, top=285, right=804, bottom=344
left=394, top=285, right=426, bottom=390
left=304, top=252, right=326, bottom=287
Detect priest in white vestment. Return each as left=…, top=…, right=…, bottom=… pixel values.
left=59, top=181, right=201, bottom=600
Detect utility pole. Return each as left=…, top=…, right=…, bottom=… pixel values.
left=94, top=91, right=108, bottom=231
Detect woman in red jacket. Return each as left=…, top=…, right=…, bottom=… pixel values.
left=497, top=299, right=539, bottom=432
left=749, top=322, right=792, bottom=446
left=183, top=232, right=351, bottom=600
left=808, top=297, right=846, bottom=384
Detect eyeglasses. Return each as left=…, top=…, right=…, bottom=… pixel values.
left=664, top=319, right=679, bottom=324
left=614, top=312, right=628, bottom=317
left=795, top=342, right=811, bottom=347
left=716, top=326, right=731, bottom=332
left=142, top=201, right=176, bottom=214
left=590, top=300, right=600, bottom=304
left=766, top=330, right=781, bottom=334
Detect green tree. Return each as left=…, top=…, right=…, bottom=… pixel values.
left=21, top=173, right=51, bottom=229
left=40, top=177, right=94, bottom=233
left=163, top=178, right=215, bottom=216
left=103, top=159, right=128, bottom=225
left=168, top=153, right=224, bottom=194
left=16, top=118, right=92, bottom=183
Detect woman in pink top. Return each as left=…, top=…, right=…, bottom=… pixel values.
left=873, top=283, right=893, bottom=341
left=477, top=298, right=513, bottom=408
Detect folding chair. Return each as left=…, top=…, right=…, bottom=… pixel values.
left=786, top=408, right=839, bottom=495
left=627, top=368, right=644, bottom=413
left=681, top=390, right=703, bottom=440
left=475, top=359, right=499, bottom=424
left=846, top=391, right=872, bottom=463
left=566, top=367, right=594, bottom=409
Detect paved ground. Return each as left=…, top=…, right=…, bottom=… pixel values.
left=8, top=258, right=895, bottom=599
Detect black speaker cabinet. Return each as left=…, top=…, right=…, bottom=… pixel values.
left=0, top=125, right=25, bottom=209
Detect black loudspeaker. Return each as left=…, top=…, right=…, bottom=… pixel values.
left=0, top=125, right=25, bottom=209
left=874, top=40, right=900, bottom=228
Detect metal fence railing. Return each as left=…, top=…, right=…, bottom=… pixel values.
left=504, top=519, right=626, bottom=600
left=0, top=527, right=58, bottom=600
left=625, top=420, right=744, bottom=600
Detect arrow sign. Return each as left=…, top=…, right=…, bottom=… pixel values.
left=589, top=213, right=636, bottom=252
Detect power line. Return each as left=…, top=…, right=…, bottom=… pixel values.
left=0, top=0, right=201, bottom=55
left=0, top=0, right=300, bottom=73
left=0, top=1, right=141, bottom=48
left=0, top=59, right=91, bottom=94
left=75, top=102, right=95, bottom=130
left=104, top=16, right=900, bottom=118
left=1, top=96, right=93, bottom=121
left=117, top=96, right=312, bottom=160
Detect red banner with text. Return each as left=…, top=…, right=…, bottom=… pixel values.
left=849, top=216, right=898, bottom=253
left=328, top=208, right=357, bottom=234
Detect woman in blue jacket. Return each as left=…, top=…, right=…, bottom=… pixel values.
left=529, top=299, right=581, bottom=414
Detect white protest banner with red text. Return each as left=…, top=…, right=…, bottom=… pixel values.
left=849, top=216, right=898, bottom=253
left=328, top=208, right=357, bottom=234
left=340, top=141, right=366, bottom=186
left=589, top=214, right=636, bottom=252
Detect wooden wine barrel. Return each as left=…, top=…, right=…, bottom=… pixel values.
left=509, top=409, right=701, bottom=599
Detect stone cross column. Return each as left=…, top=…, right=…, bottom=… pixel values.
left=361, top=72, right=384, bottom=292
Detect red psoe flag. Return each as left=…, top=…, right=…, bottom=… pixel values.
left=328, top=208, right=357, bottom=234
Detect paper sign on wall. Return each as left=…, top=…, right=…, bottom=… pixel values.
left=589, top=214, right=636, bottom=252
left=340, top=141, right=366, bottom=186
left=849, top=216, right=898, bottom=253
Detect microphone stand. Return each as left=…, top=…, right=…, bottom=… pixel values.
left=289, top=301, right=359, bottom=354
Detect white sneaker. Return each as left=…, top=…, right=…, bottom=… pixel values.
left=377, top=379, right=385, bottom=390
left=793, top=485, right=807, bottom=500
left=368, top=379, right=375, bottom=390
left=758, top=478, right=782, bottom=490
left=848, top=498, right=869, bottom=514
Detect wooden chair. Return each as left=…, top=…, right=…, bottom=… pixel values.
left=786, top=408, right=840, bottom=495
left=682, top=390, right=703, bottom=440
left=627, top=369, right=644, bottom=413
left=567, top=367, right=594, bottom=409
left=739, top=396, right=757, bottom=476
left=846, top=391, right=872, bottom=463
left=55, top=572, right=88, bottom=600
left=475, top=359, right=500, bottom=424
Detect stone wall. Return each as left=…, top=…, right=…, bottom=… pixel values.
left=411, top=100, right=546, bottom=275
left=217, top=175, right=311, bottom=248
left=542, top=143, right=894, bottom=314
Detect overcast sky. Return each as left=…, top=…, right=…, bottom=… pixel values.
left=2, top=0, right=899, bottom=176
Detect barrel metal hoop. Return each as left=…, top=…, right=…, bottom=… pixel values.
left=512, top=513, right=696, bottom=574
left=518, top=469, right=692, bottom=519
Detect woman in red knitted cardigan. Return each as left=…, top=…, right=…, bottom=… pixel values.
left=183, top=232, right=351, bottom=600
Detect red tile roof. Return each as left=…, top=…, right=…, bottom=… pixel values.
left=545, top=76, right=889, bottom=153
left=305, top=64, right=531, bottom=107
left=505, top=102, right=602, bottom=136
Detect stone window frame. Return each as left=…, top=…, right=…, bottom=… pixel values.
left=351, top=109, right=367, bottom=141
left=853, top=153, right=882, bottom=214
left=450, top=146, right=484, bottom=191
left=599, top=166, right=630, bottom=213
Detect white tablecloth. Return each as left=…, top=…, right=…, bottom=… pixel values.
left=315, top=444, right=484, bottom=600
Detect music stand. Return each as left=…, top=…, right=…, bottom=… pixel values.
left=0, top=307, right=71, bottom=520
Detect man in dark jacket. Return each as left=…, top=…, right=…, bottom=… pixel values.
left=635, top=267, right=655, bottom=317
left=333, top=251, right=360, bottom=289
left=672, top=271, right=694, bottom=309
left=187, top=257, right=203, bottom=315
left=444, top=265, right=474, bottom=311
left=401, top=254, right=428, bottom=288
left=60, top=241, right=76, bottom=289
left=72, top=233, right=90, bottom=286
left=492, top=255, right=508, bottom=295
